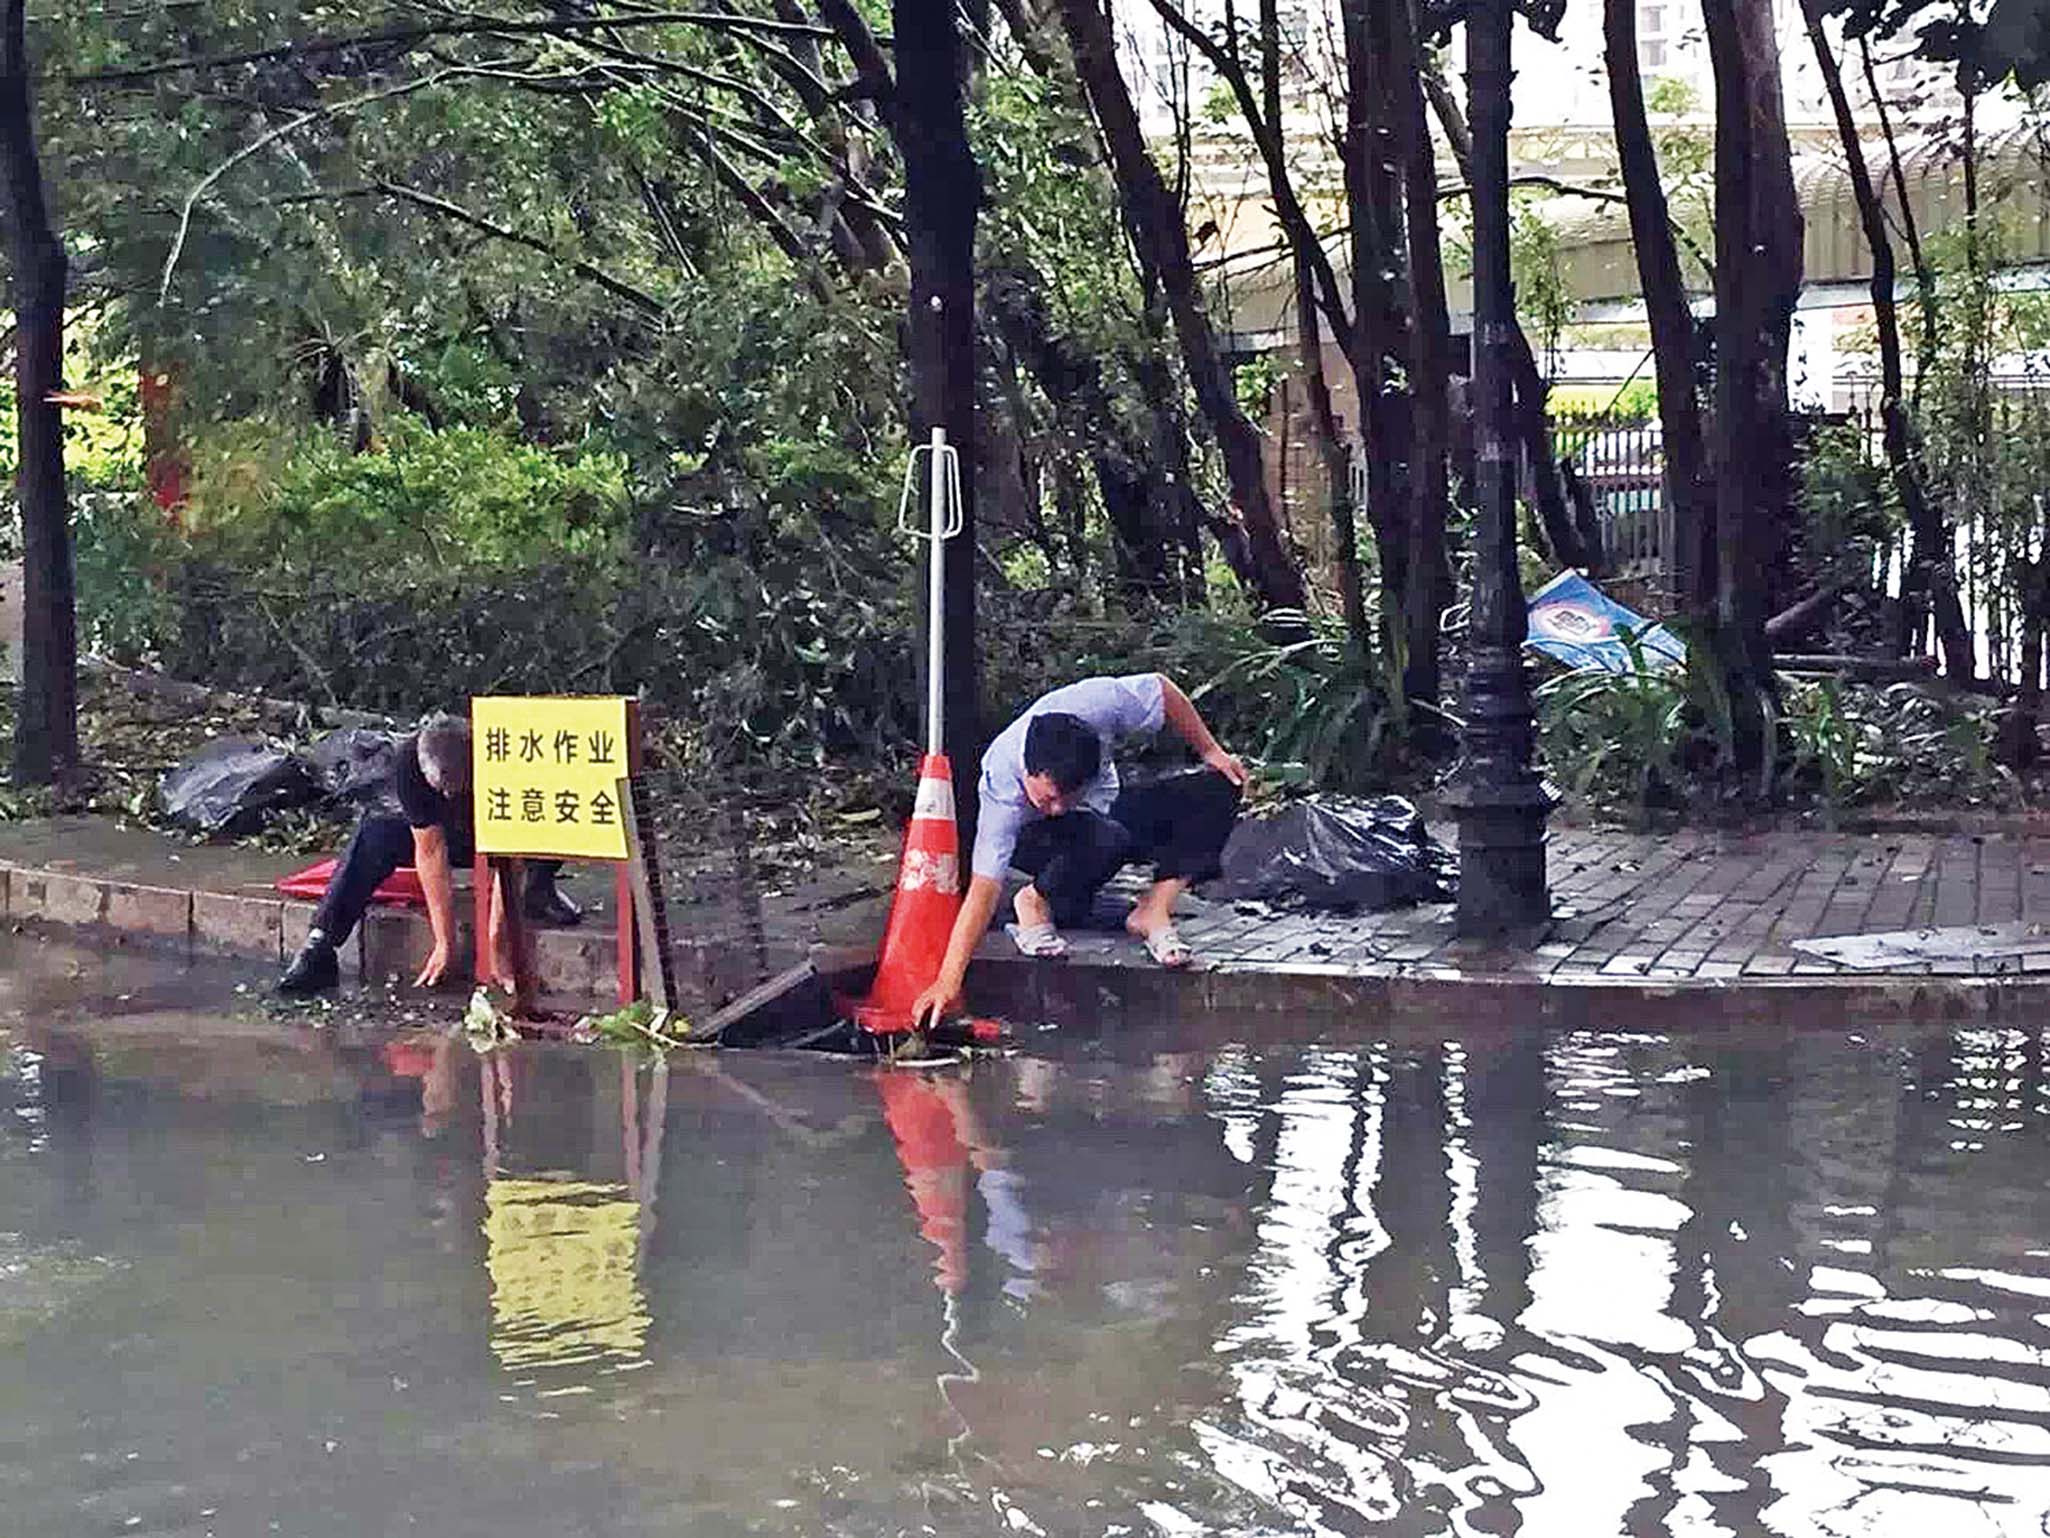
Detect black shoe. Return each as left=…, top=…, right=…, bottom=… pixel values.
left=277, top=941, right=340, bottom=996
left=524, top=882, right=583, bottom=928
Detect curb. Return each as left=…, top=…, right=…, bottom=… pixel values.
left=9, top=857, right=2048, bottom=1029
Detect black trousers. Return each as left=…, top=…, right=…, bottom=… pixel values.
left=1010, top=769, right=1240, bottom=928
left=309, top=815, right=559, bottom=946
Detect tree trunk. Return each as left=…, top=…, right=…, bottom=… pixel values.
left=1605, top=0, right=1714, bottom=613
left=1340, top=0, right=1413, bottom=646
left=1292, top=251, right=1367, bottom=647
left=1250, top=0, right=1365, bottom=653
left=1799, top=0, right=1974, bottom=680
left=893, top=0, right=982, bottom=803
left=1055, top=0, right=1306, bottom=613
left=1860, top=37, right=1939, bottom=416
left=1392, top=0, right=1450, bottom=711
left=984, top=267, right=1187, bottom=602
left=2, top=0, right=76, bottom=785
left=1703, top=0, right=1802, bottom=788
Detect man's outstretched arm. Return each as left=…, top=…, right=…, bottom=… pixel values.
left=910, top=873, right=1004, bottom=1030
left=1159, top=675, right=1249, bottom=785
left=411, top=825, right=459, bottom=987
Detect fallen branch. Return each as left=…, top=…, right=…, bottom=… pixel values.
left=1777, top=653, right=1936, bottom=681
left=1764, top=581, right=1842, bottom=641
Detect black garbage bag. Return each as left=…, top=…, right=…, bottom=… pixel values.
left=1209, top=795, right=1455, bottom=911
left=157, top=737, right=322, bottom=838
left=306, top=727, right=405, bottom=815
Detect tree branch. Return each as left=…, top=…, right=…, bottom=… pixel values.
left=810, top=0, right=896, bottom=131
left=1437, top=172, right=1713, bottom=277
left=160, top=62, right=498, bottom=299
left=1144, top=0, right=1356, bottom=362
left=75, top=9, right=839, bottom=87
left=370, top=179, right=670, bottom=314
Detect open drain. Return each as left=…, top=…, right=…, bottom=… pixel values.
left=699, top=960, right=1004, bottom=1060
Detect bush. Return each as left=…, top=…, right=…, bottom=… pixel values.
left=1538, top=636, right=2016, bottom=821
left=181, top=418, right=631, bottom=570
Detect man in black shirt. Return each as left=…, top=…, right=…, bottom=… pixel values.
left=277, top=714, right=576, bottom=995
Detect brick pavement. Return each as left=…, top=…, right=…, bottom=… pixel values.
left=1041, top=825, right=2050, bottom=985
left=8, top=818, right=2050, bottom=1012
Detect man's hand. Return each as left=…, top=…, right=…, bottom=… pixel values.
left=414, top=940, right=453, bottom=989
left=1203, top=747, right=1250, bottom=788
left=910, top=978, right=960, bottom=1033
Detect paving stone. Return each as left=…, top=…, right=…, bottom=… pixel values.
left=102, top=882, right=193, bottom=946
left=11, top=870, right=107, bottom=927
left=191, top=892, right=286, bottom=962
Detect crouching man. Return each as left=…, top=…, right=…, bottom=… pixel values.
left=911, top=673, right=1245, bottom=1028
left=277, top=714, right=579, bottom=996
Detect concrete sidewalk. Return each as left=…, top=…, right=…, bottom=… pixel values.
left=6, top=815, right=2050, bottom=1027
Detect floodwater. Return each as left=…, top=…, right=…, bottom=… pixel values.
left=6, top=944, right=2050, bottom=1534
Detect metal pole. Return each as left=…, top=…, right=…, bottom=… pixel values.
left=1444, top=0, right=1554, bottom=937
left=926, top=425, right=947, bottom=757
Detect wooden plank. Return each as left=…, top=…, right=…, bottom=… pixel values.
left=618, top=772, right=677, bottom=1011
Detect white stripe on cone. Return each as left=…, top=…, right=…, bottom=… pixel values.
left=912, top=775, right=956, bottom=822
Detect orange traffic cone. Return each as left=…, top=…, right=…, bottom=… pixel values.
left=856, top=754, right=964, bottom=1034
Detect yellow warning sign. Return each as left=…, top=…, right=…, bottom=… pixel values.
left=471, top=696, right=631, bottom=860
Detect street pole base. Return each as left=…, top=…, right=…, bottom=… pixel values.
left=1446, top=783, right=1556, bottom=938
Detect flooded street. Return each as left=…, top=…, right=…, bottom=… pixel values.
left=6, top=939, right=2050, bottom=1534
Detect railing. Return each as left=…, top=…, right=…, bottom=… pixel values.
left=1550, top=418, right=1671, bottom=581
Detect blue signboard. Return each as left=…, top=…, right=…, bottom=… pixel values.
left=1526, top=570, right=1686, bottom=673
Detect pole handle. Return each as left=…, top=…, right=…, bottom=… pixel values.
left=896, top=441, right=964, bottom=541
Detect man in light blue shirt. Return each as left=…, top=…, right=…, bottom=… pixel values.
left=912, top=672, right=1246, bottom=1027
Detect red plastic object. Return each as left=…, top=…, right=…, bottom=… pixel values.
left=275, top=858, right=427, bottom=907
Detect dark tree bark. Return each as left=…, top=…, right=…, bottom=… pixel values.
left=1054, top=0, right=1305, bottom=613
left=1250, top=0, right=1366, bottom=654
left=1605, top=0, right=1714, bottom=614
left=893, top=0, right=982, bottom=800
left=1860, top=37, right=1938, bottom=414
left=1392, top=0, right=1451, bottom=713
left=1799, top=0, right=1974, bottom=680
left=984, top=267, right=1191, bottom=601
left=1703, top=0, right=1802, bottom=786
left=2, top=0, right=76, bottom=785
left=1340, top=0, right=1413, bottom=646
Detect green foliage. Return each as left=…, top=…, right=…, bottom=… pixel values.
left=1539, top=636, right=2015, bottom=821
left=1644, top=76, right=1701, bottom=114
left=573, top=997, right=692, bottom=1049
left=1188, top=613, right=1410, bottom=791
left=1779, top=678, right=2012, bottom=813
left=1551, top=380, right=1659, bottom=424
left=180, top=419, right=631, bottom=569
left=1535, top=631, right=1712, bottom=820
left=1233, top=356, right=1278, bottom=418
left=71, top=493, right=186, bottom=660
left=1510, top=202, right=1573, bottom=362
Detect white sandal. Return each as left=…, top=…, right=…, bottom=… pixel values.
left=1006, top=921, right=1069, bottom=958
left=1139, top=923, right=1194, bottom=970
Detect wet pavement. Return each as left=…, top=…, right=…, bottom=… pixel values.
left=13, top=818, right=2050, bottom=1020
left=7, top=934, right=2050, bottom=1534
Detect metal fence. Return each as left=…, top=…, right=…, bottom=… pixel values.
left=1549, top=391, right=2050, bottom=682
left=1549, top=418, right=1672, bottom=581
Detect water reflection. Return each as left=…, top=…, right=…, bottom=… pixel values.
left=5, top=995, right=2050, bottom=1535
